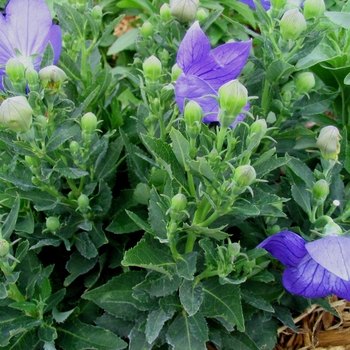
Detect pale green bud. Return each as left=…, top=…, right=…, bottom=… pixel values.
left=184, top=101, right=202, bottom=139
left=0, top=96, right=33, bottom=133
left=196, top=8, right=208, bottom=21
left=248, top=119, right=267, bottom=146
left=81, top=112, right=98, bottom=134
left=25, top=67, right=39, bottom=90
left=303, top=0, right=325, bottom=19
left=171, top=64, right=182, bottom=81
left=133, top=183, right=151, bottom=205
left=160, top=3, right=171, bottom=22
left=46, top=216, right=60, bottom=233
left=0, top=239, right=10, bottom=258
left=143, top=55, right=162, bottom=82
left=77, top=194, right=90, bottom=211
left=234, top=165, right=256, bottom=188
left=5, top=58, right=25, bottom=82
left=25, top=155, right=40, bottom=167
left=295, top=72, right=315, bottom=94
left=141, top=21, right=154, bottom=37
left=91, top=5, right=102, bottom=22
left=218, top=80, right=248, bottom=128
left=39, top=65, right=67, bottom=90
left=171, top=193, right=187, bottom=212
left=69, top=140, right=80, bottom=155
left=316, top=126, right=341, bottom=161
left=280, top=9, right=307, bottom=41
left=170, top=0, right=199, bottom=22
left=312, top=179, right=329, bottom=204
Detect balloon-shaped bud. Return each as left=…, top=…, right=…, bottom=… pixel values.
left=280, top=9, right=307, bottom=41
left=295, top=72, right=315, bottom=94
left=316, top=126, right=341, bottom=161
left=143, top=56, right=162, bottom=82
left=170, top=0, right=199, bottom=22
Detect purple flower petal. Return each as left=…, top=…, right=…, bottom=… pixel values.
left=177, top=21, right=211, bottom=74
left=306, top=236, right=350, bottom=281
left=257, top=231, right=307, bottom=267
left=283, top=254, right=332, bottom=298
left=237, top=0, right=271, bottom=10
left=175, top=73, right=218, bottom=116
left=189, top=41, right=252, bottom=91
left=331, top=274, right=350, bottom=300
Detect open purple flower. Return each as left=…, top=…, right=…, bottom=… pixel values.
left=238, top=0, right=271, bottom=10
left=0, top=0, right=62, bottom=89
left=175, top=21, right=251, bottom=126
left=257, top=231, right=350, bottom=300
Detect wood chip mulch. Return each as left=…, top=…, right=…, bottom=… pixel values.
left=274, top=296, right=350, bottom=350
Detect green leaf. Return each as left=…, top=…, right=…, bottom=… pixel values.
left=82, top=271, right=156, bottom=320
left=184, top=224, right=229, bottom=240
left=40, top=43, right=54, bottom=68
left=291, top=183, right=311, bottom=215
left=145, top=308, right=173, bottom=344
left=2, top=195, right=20, bottom=239
left=57, top=319, right=127, bottom=350
left=170, top=128, right=191, bottom=170
left=44, top=289, right=66, bottom=313
left=266, top=60, right=295, bottom=83
left=166, top=313, right=207, bottom=350
left=117, top=0, right=157, bottom=14
left=46, top=121, right=80, bottom=152
left=245, top=311, right=279, bottom=350
left=179, top=280, right=204, bottom=316
left=141, top=134, right=187, bottom=188
left=273, top=304, right=298, bottom=333
left=254, top=155, right=289, bottom=178
left=64, top=251, right=98, bottom=286
left=176, top=252, right=198, bottom=280
left=148, top=187, right=168, bottom=242
left=222, top=332, right=259, bottom=350
left=75, top=231, right=98, bottom=259
left=54, top=3, right=85, bottom=37
left=58, top=52, right=81, bottom=82
left=54, top=161, right=89, bottom=179
left=324, top=11, right=350, bottom=29
left=201, top=278, right=244, bottom=332
left=107, top=28, right=139, bottom=55
left=38, top=324, right=57, bottom=343
left=129, top=327, right=152, bottom=350
left=52, top=307, right=75, bottom=324
left=241, top=289, right=274, bottom=312
left=122, top=235, right=176, bottom=277
left=125, top=210, right=152, bottom=234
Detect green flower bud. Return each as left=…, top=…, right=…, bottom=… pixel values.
left=46, top=216, right=60, bottom=233
left=91, top=5, right=102, bottom=22
left=316, top=126, right=341, bottom=161
left=312, top=179, right=329, bottom=204
left=234, top=165, right=256, bottom=188
left=25, top=67, right=39, bottom=91
left=170, top=0, right=199, bottom=22
left=69, top=140, right=80, bottom=155
left=218, top=80, right=248, bottom=128
left=0, top=96, right=33, bottom=133
left=39, top=65, right=67, bottom=90
left=160, top=3, right=171, bottom=22
left=184, top=100, right=202, bottom=139
left=77, top=194, right=90, bottom=212
left=171, top=64, right=182, bottom=81
left=160, top=84, right=175, bottom=101
left=295, top=72, right=315, bottom=94
left=171, top=193, right=187, bottom=212
left=271, top=0, right=286, bottom=10
left=133, top=183, right=151, bottom=205
left=247, top=119, right=267, bottom=146
left=143, top=55, right=162, bottom=82
left=141, top=21, right=154, bottom=37
left=5, top=58, right=25, bottom=82
left=323, top=221, right=342, bottom=236
left=280, top=9, right=307, bottom=41
left=81, top=112, right=98, bottom=134
left=196, top=8, right=208, bottom=21
left=0, top=239, right=10, bottom=258
left=303, top=0, right=325, bottom=19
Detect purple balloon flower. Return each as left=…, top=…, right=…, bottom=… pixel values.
left=0, top=0, right=62, bottom=89
left=175, top=21, right=251, bottom=126
left=238, top=0, right=271, bottom=10
left=257, top=231, right=350, bottom=300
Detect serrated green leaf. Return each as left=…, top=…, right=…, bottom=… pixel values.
left=166, top=313, right=207, bottom=350
left=52, top=307, right=75, bottom=324
left=40, top=43, right=54, bottom=68
left=222, top=332, right=259, bottom=350
left=122, top=235, right=176, bottom=277
left=75, top=231, right=98, bottom=259
left=148, top=187, right=168, bottom=242
left=291, top=183, right=311, bottom=215
left=125, top=209, right=152, bottom=233
left=46, top=121, right=80, bottom=152
left=179, top=280, right=204, bottom=316
left=38, top=324, right=57, bottom=342
left=54, top=161, right=89, bottom=179
left=2, top=195, right=20, bottom=239
left=176, top=252, right=198, bottom=280
left=170, top=128, right=191, bottom=170
left=266, top=60, right=295, bottom=83
left=241, top=289, right=274, bottom=312
left=57, top=319, right=127, bottom=350
left=145, top=308, right=173, bottom=344
left=201, top=278, right=244, bottom=332
left=44, top=289, right=66, bottom=313
left=129, top=326, right=152, bottom=350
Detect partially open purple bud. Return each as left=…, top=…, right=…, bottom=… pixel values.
left=0, top=96, right=33, bottom=133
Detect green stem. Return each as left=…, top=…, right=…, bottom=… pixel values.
left=216, top=126, right=227, bottom=154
